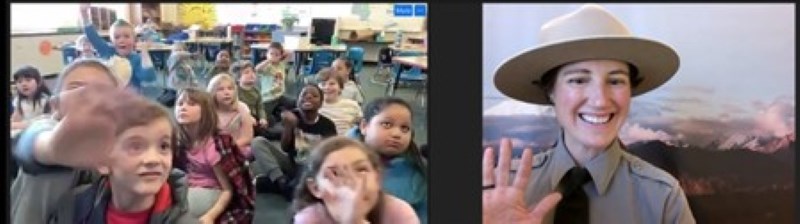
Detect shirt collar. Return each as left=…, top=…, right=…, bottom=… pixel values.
left=549, top=129, right=623, bottom=195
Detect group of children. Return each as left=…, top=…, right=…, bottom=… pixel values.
left=10, top=4, right=428, bottom=224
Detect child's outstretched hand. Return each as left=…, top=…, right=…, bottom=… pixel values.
left=79, top=3, right=91, bottom=23
left=140, top=39, right=152, bottom=52
left=43, top=84, right=144, bottom=169
left=258, top=118, right=269, bottom=128
left=319, top=165, right=371, bottom=224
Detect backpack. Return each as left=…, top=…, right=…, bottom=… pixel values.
left=212, top=133, right=256, bottom=223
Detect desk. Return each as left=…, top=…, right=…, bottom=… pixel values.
left=388, top=56, right=427, bottom=96
left=178, top=37, right=234, bottom=44
left=251, top=43, right=348, bottom=78
left=177, top=38, right=234, bottom=62
left=390, top=45, right=427, bottom=54
left=340, top=40, right=394, bottom=62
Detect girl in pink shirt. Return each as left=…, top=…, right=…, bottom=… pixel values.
left=292, top=137, right=419, bottom=224
left=175, top=88, right=254, bottom=224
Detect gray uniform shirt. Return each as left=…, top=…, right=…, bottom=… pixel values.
left=520, top=133, right=696, bottom=224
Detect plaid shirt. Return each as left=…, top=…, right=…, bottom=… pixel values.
left=212, top=133, right=256, bottom=223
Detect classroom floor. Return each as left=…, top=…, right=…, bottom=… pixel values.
left=42, top=63, right=428, bottom=223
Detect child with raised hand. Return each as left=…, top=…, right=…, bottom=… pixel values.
left=174, top=88, right=255, bottom=223
left=292, top=136, right=419, bottom=224
left=331, top=57, right=365, bottom=104
left=207, top=73, right=255, bottom=155
left=255, top=42, right=288, bottom=114
left=11, top=58, right=197, bottom=224
left=317, top=68, right=363, bottom=136
left=75, top=35, right=97, bottom=59
left=11, top=65, right=52, bottom=134
left=281, top=84, right=338, bottom=164
left=230, top=60, right=270, bottom=137
left=351, top=97, right=428, bottom=224
left=249, top=84, right=337, bottom=200
left=79, top=4, right=156, bottom=93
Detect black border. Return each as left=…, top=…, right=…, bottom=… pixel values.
left=428, top=2, right=483, bottom=223
left=4, top=2, right=13, bottom=224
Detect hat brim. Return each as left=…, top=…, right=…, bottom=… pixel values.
left=494, top=37, right=680, bottom=105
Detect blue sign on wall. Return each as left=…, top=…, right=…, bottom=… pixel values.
left=414, top=4, right=427, bottom=16
left=394, top=4, right=414, bottom=17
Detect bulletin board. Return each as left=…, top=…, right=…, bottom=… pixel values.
left=178, top=3, right=217, bottom=29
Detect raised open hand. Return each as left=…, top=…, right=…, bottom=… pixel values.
left=79, top=4, right=91, bottom=23
left=482, top=138, right=563, bottom=224
left=46, top=84, right=145, bottom=169
left=319, top=165, right=371, bottom=224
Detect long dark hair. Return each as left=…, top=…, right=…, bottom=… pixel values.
left=360, top=97, right=428, bottom=179
left=13, top=65, right=52, bottom=117
left=173, top=88, right=219, bottom=170
left=291, top=137, right=386, bottom=222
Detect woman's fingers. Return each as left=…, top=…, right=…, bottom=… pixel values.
left=496, top=138, right=513, bottom=186
left=513, top=148, right=534, bottom=190
left=482, top=147, right=495, bottom=187
left=529, top=192, right=563, bottom=219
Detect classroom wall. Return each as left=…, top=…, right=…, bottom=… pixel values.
left=11, top=34, right=82, bottom=76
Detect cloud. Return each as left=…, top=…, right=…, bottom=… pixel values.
left=673, top=85, right=716, bottom=95
left=620, top=123, right=680, bottom=144
left=721, top=103, right=747, bottom=115
left=661, top=97, right=705, bottom=105
left=483, top=100, right=555, bottom=117
left=628, top=99, right=679, bottom=119
left=754, top=98, right=795, bottom=137
left=481, top=137, right=536, bottom=149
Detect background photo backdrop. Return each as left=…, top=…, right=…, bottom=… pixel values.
left=483, top=4, right=795, bottom=223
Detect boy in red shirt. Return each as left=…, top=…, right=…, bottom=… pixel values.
left=11, top=62, right=196, bottom=224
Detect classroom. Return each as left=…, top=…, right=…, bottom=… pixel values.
left=10, top=3, right=428, bottom=223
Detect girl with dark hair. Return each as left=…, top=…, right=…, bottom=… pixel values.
left=350, top=97, right=428, bottom=224
left=11, top=65, right=52, bottom=133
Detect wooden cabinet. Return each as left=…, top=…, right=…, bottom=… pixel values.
left=87, top=6, right=118, bottom=31
left=140, top=3, right=161, bottom=24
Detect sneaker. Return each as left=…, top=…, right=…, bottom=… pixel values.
left=253, top=175, right=271, bottom=194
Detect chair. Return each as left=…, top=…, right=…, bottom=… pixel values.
left=346, top=47, right=365, bottom=84
left=61, top=43, right=78, bottom=65
left=372, top=47, right=394, bottom=85
left=347, top=47, right=365, bottom=73
left=303, top=50, right=336, bottom=76
left=387, top=51, right=427, bottom=107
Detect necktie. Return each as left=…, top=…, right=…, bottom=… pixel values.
left=554, top=167, right=593, bottom=224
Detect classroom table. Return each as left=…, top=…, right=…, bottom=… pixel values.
left=388, top=56, right=428, bottom=96
left=176, top=38, right=234, bottom=62
left=251, top=43, right=348, bottom=78
left=390, top=44, right=428, bottom=54
left=138, top=43, right=174, bottom=85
